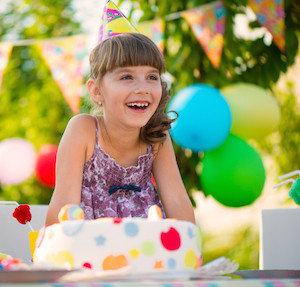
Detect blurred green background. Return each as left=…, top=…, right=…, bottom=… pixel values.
left=0, top=0, right=300, bottom=269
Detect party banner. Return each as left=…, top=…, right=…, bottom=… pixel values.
left=35, top=35, right=87, bottom=114
left=181, top=1, right=226, bottom=69
left=248, top=0, right=285, bottom=52
left=98, top=0, right=138, bottom=43
left=0, top=42, right=13, bottom=90
left=137, top=18, right=165, bottom=54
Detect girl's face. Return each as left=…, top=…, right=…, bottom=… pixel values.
left=98, top=65, right=162, bottom=130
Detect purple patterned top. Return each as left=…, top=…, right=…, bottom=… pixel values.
left=80, top=117, right=165, bottom=219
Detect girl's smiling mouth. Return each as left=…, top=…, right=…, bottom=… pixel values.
left=126, top=101, right=150, bottom=111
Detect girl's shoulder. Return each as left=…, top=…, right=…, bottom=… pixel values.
left=67, top=113, right=96, bottom=130
left=68, top=113, right=95, bottom=124
left=64, top=114, right=98, bottom=162
left=64, top=114, right=97, bottom=140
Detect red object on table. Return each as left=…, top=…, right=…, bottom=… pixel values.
left=12, top=204, right=32, bottom=224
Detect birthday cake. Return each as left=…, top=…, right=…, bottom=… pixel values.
left=33, top=205, right=202, bottom=275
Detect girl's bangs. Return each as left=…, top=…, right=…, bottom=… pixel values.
left=104, top=34, right=165, bottom=74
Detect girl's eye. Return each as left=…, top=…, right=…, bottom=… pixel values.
left=121, top=75, right=132, bottom=80
left=148, top=75, right=158, bottom=80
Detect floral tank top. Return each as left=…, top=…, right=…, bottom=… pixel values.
left=80, top=117, right=165, bottom=219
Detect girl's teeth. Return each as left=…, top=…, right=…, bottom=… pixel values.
left=127, top=103, right=148, bottom=107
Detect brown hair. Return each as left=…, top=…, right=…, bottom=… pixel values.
left=89, top=33, right=176, bottom=145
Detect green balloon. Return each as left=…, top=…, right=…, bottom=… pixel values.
left=200, top=134, right=265, bottom=207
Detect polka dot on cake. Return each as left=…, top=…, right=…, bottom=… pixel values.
left=47, top=250, right=74, bottom=269
left=188, top=227, right=195, bottom=238
left=113, top=218, right=122, bottom=224
left=62, top=220, right=85, bottom=236
left=141, top=241, right=156, bottom=256
left=167, top=258, right=176, bottom=269
left=160, top=227, right=181, bottom=251
left=82, top=262, right=92, bottom=269
left=129, top=249, right=140, bottom=258
left=102, top=254, right=129, bottom=270
left=184, top=249, right=197, bottom=269
left=94, top=235, right=106, bottom=245
left=154, top=260, right=164, bottom=269
left=124, top=222, right=139, bottom=237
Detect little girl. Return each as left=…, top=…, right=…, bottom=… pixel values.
left=46, top=33, right=195, bottom=225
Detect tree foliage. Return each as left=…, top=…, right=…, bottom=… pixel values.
left=261, top=81, right=300, bottom=177
left=0, top=0, right=82, bottom=203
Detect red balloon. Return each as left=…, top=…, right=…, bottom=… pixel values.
left=35, top=144, right=58, bottom=188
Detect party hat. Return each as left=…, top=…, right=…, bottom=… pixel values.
left=98, top=0, right=138, bottom=43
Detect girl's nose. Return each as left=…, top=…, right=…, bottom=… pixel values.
left=134, top=80, right=150, bottom=94
left=135, top=88, right=149, bottom=94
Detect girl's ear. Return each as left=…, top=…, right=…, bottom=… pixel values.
left=87, top=79, right=103, bottom=103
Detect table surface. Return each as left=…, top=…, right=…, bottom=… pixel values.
left=1, top=269, right=300, bottom=286
left=1, top=278, right=300, bottom=287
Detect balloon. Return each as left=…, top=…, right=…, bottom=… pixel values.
left=221, top=83, right=280, bottom=139
left=35, top=144, right=58, bottom=188
left=167, top=84, right=232, bottom=152
left=0, top=138, right=37, bottom=185
left=200, top=134, right=265, bottom=207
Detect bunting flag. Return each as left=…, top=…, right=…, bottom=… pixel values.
left=0, top=0, right=286, bottom=99
left=248, top=0, right=285, bottom=52
left=181, top=1, right=226, bottom=69
left=0, top=42, right=13, bottom=90
left=35, top=35, right=87, bottom=114
left=137, top=18, right=165, bottom=54
left=98, top=0, right=138, bottom=43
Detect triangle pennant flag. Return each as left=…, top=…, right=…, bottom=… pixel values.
left=137, top=18, right=165, bottom=54
left=0, top=42, right=13, bottom=90
left=35, top=35, right=87, bottom=114
left=248, top=0, right=285, bottom=52
left=181, top=1, right=226, bottom=69
left=98, top=0, right=138, bottom=43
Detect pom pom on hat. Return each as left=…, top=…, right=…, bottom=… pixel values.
left=98, top=0, right=138, bottom=43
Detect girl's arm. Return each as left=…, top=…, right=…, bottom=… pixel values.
left=152, top=132, right=195, bottom=223
left=45, top=115, right=91, bottom=225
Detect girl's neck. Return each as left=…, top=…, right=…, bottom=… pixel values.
left=101, top=116, right=140, bottom=146
left=99, top=116, right=143, bottom=167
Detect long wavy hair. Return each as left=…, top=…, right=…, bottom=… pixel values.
left=89, top=33, right=176, bottom=145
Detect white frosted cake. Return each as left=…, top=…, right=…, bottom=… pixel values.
left=33, top=205, right=202, bottom=275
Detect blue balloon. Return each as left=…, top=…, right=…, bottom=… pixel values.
left=167, top=84, right=232, bottom=152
